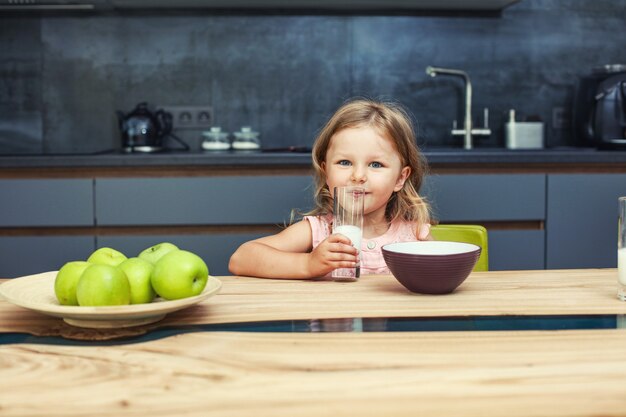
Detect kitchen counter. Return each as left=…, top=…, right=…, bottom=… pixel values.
left=1, top=269, right=626, bottom=416
left=1, top=147, right=626, bottom=171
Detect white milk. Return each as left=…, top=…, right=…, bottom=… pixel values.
left=618, top=248, right=626, bottom=285
left=334, top=225, right=362, bottom=253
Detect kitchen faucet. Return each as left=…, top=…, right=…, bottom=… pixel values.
left=425, top=66, right=491, bottom=150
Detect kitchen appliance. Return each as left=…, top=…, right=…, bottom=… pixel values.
left=572, top=64, right=626, bottom=149
left=505, top=109, right=544, bottom=149
left=117, top=102, right=188, bottom=153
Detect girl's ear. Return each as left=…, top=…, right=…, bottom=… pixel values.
left=394, top=166, right=411, bottom=192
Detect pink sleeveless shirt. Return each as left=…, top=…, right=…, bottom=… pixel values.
left=304, top=214, right=419, bottom=275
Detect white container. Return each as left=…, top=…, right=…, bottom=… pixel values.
left=201, top=127, right=231, bottom=151
left=619, top=197, right=626, bottom=301
left=505, top=110, right=544, bottom=149
left=332, top=186, right=364, bottom=282
left=232, top=127, right=261, bottom=150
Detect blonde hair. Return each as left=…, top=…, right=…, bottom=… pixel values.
left=304, top=98, right=431, bottom=226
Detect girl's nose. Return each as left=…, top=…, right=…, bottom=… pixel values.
left=351, top=166, right=366, bottom=184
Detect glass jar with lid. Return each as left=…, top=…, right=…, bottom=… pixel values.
left=201, top=127, right=231, bottom=151
left=232, top=127, right=261, bottom=150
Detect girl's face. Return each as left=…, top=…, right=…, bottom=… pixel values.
left=322, top=126, right=410, bottom=221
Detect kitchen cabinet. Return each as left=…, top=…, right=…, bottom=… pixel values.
left=4, top=167, right=625, bottom=277
left=422, top=174, right=546, bottom=270
left=488, top=230, right=545, bottom=270
left=93, top=175, right=313, bottom=275
left=0, top=236, right=95, bottom=278
left=0, top=179, right=95, bottom=277
left=95, top=174, right=545, bottom=273
left=97, top=233, right=267, bottom=277
left=94, top=176, right=313, bottom=226
left=423, top=174, right=545, bottom=221
left=0, top=179, right=93, bottom=227
left=546, top=174, right=626, bottom=269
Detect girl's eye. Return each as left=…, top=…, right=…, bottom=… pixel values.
left=338, top=160, right=351, bottom=166
left=369, top=161, right=383, bottom=168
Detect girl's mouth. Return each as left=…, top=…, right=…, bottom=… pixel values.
left=351, top=190, right=366, bottom=198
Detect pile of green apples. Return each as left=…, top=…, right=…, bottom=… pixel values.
left=54, top=242, right=210, bottom=307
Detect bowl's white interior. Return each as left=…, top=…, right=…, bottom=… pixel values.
left=383, top=241, right=480, bottom=255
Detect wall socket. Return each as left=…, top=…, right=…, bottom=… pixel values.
left=552, top=107, right=570, bottom=130
left=162, top=106, right=213, bottom=129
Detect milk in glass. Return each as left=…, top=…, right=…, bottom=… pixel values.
left=332, top=186, right=364, bottom=281
left=618, top=197, right=626, bottom=301
left=334, top=225, right=363, bottom=253
left=619, top=248, right=626, bottom=286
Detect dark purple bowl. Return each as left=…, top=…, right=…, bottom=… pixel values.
left=382, top=241, right=481, bottom=294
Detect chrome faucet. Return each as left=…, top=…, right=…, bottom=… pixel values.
left=425, top=66, right=491, bottom=150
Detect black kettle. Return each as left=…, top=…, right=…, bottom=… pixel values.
left=593, top=72, right=626, bottom=149
left=572, top=65, right=626, bottom=149
left=117, top=102, right=173, bottom=153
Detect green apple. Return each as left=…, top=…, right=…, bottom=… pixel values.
left=119, top=257, right=156, bottom=304
left=138, top=242, right=179, bottom=265
left=76, top=264, right=131, bottom=306
left=87, top=247, right=128, bottom=267
left=151, top=250, right=209, bottom=300
left=54, top=261, right=92, bottom=306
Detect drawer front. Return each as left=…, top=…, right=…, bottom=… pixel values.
left=0, top=236, right=95, bottom=278
left=422, top=174, right=546, bottom=222
left=0, top=179, right=94, bottom=227
left=95, top=176, right=313, bottom=226
left=97, top=233, right=268, bottom=276
left=489, top=230, right=545, bottom=271
left=547, top=174, right=626, bottom=269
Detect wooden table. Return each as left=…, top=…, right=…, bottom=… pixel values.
left=2, top=269, right=626, bottom=416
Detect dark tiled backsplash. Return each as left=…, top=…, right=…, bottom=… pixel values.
left=1, top=1, right=625, bottom=155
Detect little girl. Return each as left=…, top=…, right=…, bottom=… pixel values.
left=229, top=98, right=432, bottom=279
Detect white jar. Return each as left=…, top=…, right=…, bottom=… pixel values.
left=201, top=127, right=231, bottom=151
left=232, top=127, right=261, bottom=150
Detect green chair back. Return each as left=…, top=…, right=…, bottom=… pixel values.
left=430, top=224, right=489, bottom=272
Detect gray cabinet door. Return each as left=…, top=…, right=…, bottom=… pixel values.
left=97, top=233, right=268, bottom=276
left=547, top=174, right=626, bottom=269
left=423, top=174, right=546, bottom=271
left=0, top=179, right=94, bottom=226
left=0, top=236, right=95, bottom=278
left=422, top=174, right=546, bottom=222
left=95, top=176, right=313, bottom=226
left=489, top=230, right=545, bottom=270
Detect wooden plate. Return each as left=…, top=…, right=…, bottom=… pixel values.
left=0, top=271, right=222, bottom=329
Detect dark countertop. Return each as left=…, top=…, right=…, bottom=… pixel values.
left=1, top=147, right=626, bottom=169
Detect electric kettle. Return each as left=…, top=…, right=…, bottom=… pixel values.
left=117, top=102, right=174, bottom=153
left=572, top=64, right=626, bottom=149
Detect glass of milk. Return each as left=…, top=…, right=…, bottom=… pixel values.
left=619, top=197, right=626, bottom=300
left=332, top=186, right=365, bottom=282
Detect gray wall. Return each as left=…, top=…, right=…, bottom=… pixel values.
left=1, top=0, right=625, bottom=154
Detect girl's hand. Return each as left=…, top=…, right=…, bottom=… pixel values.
left=306, top=233, right=358, bottom=277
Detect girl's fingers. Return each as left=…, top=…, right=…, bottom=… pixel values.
left=323, top=246, right=357, bottom=263
left=335, top=260, right=357, bottom=268
left=329, top=233, right=354, bottom=246
left=329, top=242, right=358, bottom=255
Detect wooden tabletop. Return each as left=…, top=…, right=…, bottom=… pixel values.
left=2, top=268, right=626, bottom=337
left=2, top=269, right=626, bottom=416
